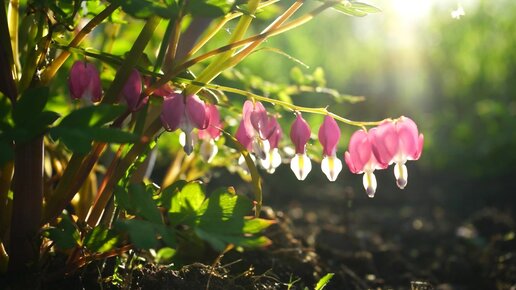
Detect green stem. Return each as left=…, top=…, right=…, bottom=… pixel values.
left=146, top=1, right=337, bottom=97
left=183, top=0, right=262, bottom=96
left=40, top=3, right=120, bottom=85
left=86, top=118, right=163, bottom=227
left=0, top=0, right=17, bottom=103
left=180, top=0, right=280, bottom=61
left=176, top=77, right=387, bottom=127
left=154, top=20, right=175, bottom=73
left=103, top=15, right=161, bottom=104
left=8, top=0, right=20, bottom=80
left=162, top=2, right=186, bottom=72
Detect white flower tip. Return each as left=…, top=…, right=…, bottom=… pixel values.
left=252, top=138, right=270, bottom=160
left=321, top=156, right=342, bottom=182
left=290, top=154, right=311, bottom=181
left=394, top=163, right=408, bottom=189
left=363, top=171, right=377, bottom=198
left=200, top=139, right=218, bottom=163
left=260, top=148, right=282, bottom=174
left=366, top=186, right=376, bottom=198
left=396, top=178, right=407, bottom=189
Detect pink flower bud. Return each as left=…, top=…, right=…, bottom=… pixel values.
left=240, top=101, right=276, bottom=160
left=290, top=113, right=311, bottom=154
left=289, top=113, right=312, bottom=180
left=318, top=116, right=342, bottom=181
left=68, top=61, right=102, bottom=102
left=122, top=69, right=146, bottom=111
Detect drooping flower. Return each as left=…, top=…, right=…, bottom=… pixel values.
left=198, top=104, right=222, bottom=163
left=161, top=93, right=209, bottom=155
left=290, top=113, right=312, bottom=181
left=241, top=101, right=277, bottom=160
left=371, top=116, right=424, bottom=189
left=122, top=69, right=147, bottom=111
left=68, top=61, right=102, bottom=102
left=344, top=129, right=389, bottom=197
left=318, top=115, right=342, bottom=182
left=143, top=76, right=175, bottom=97
left=260, top=117, right=282, bottom=174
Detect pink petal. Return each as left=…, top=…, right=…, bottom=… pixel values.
left=344, top=151, right=358, bottom=173
left=122, top=69, right=144, bottom=111
left=318, top=116, right=341, bottom=156
left=235, top=120, right=252, bottom=150
left=242, top=101, right=255, bottom=138
left=371, top=120, right=398, bottom=164
left=69, top=61, right=102, bottom=102
left=160, top=93, right=184, bottom=132
left=396, top=116, right=421, bottom=160
left=267, top=117, right=282, bottom=149
left=345, top=130, right=371, bottom=173
left=185, top=95, right=208, bottom=129
left=198, top=104, right=222, bottom=140
left=290, top=114, right=311, bottom=154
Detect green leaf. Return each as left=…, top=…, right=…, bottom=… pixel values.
left=0, top=138, right=13, bottom=165
left=160, top=180, right=188, bottom=210
left=115, top=0, right=179, bottom=19
left=156, top=247, right=176, bottom=263
left=84, top=226, right=119, bottom=253
left=332, top=1, right=381, bottom=17
left=12, top=87, right=49, bottom=126
left=315, top=273, right=334, bottom=290
left=242, top=218, right=276, bottom=234
left=187, top=0, right=231, bottom=17
left=128, top=183, right=162, bottom=224
left=166, top=181, right=206, bottom=226
left=58, top=104, right=127, bottom=128
left=43, top=214, right=80, bottom=249
left=51, top=104, right=137, bottom=154
left=115, top=219, right=158, bottom=249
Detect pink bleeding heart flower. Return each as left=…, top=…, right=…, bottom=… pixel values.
left=161, top=93, right=209, bottom=155
left=122, top=69, right=148, bottom=111
left=198, top=104, right=222, bottom=163
left=345, top=129, right=389, bottom=198
left=318, top=116, right=342, bottom=182
left=260, top=117, right=282, bottom=174
left=68, top=61, right=102, bottom=102
left=371, top=116, right=424, bottom=189
left=241, top=101, right=277, bottom=160
left=289, top=113, right=312, bottom=180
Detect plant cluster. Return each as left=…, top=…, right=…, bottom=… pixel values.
left=0, top=0, right=422, bottom=286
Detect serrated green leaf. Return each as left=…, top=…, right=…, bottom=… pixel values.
left=84, top=226, right=119, bottom=253
left=166, top=182, right=206, bottom=226
left=43, top=214, right=80, bottom=249
left=58, top=104, right=127, bottom=128
left=115, top=219, right=158, bottom=249
left=127, top=183, right=162, bottom=224
left=315, top=273, right=334, bottom=290
left=242, top=218, right=276, bottom=234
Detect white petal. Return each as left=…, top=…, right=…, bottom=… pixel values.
left=183, top=131, right=194, bottom=155
left=260, top=148, right=282, bottom=174
left=362, top=171, right=377, bottom=198
left=179, top=131, right=186, bottom=147
left=252, top=138, right=270, bottom=160
left=290, top=154, right=312, bottom=181
left=394, top=163, right=408, bottom=189
left=321, top=155, right=342, bottom=182
left=200, top=139, right=218, bottom=163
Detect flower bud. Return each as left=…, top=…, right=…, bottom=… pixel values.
left=68, top=61, right=102, bottom=102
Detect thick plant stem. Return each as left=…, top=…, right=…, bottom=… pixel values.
left=40, top=3, right=120, bottom=85
left=8, top=136, right=44, bottom=275
left=0, top=162, right=14, bottom=240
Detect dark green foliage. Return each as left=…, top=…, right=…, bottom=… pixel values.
left=50, top=104, right=138, bottom=154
